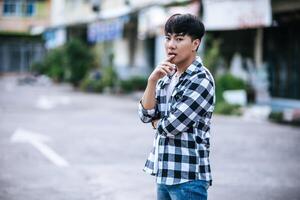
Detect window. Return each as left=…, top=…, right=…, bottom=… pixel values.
left=3, top=1, right=16, bottom=15
left=3, top=0, right=36, bottom=17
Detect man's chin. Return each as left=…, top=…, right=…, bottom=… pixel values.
left=170, top=57, right=178, bottom=64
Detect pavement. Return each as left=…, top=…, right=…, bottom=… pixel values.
left=0, top=75, right=300, bottom=200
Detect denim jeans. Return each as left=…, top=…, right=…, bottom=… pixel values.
left=157, top=180, right=209, bottom=200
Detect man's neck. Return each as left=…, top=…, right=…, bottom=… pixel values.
left=176, top=54, right=196, bottom=74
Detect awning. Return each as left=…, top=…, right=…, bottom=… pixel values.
left=203, top=0, right=272, bottom=30
left=87, top=16, right=129, bottom=43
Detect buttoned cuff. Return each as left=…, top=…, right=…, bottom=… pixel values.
left=139, top=100, right=156, bottom=116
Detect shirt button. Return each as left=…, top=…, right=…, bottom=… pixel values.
left=196, top=136, right=203, bottom=144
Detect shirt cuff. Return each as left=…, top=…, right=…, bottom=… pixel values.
left=139, top=100, right=156, bottom=116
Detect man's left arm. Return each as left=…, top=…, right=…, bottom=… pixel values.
left=156, top=77, right=214, bottom=136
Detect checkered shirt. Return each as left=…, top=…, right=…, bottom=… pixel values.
left=138, top=56, right=215, bottom=185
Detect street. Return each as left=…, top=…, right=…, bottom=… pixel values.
left=0, top=75, right=300, bottom=200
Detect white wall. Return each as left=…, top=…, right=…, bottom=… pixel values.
left=64, top=0, right=97, bottom=24
left=134, top=40, right=148, bottom=69
left=51, top=0, right=97, bottom=26
left=114, top=38, right=152, bottom=79
left=113, top=38, right=130, bottom=79
left=51, top=0, right=65, bottom=26
left=155, top=35, right=166, bottom=67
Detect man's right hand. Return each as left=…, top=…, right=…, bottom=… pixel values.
left=141, top=55, right=176, bottom=110
left=148, top=55, right=176, bottom=83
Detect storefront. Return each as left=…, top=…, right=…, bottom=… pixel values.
left=264, top=4, right=300, bottom=100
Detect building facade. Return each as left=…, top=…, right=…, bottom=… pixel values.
left=26, top=0, right=300, bottom=107
left=202, top=0, right=300, bottom=105
left=0, top=0, right=50, bottom=73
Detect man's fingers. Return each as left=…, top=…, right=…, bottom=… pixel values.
left=159, top=68, right=168, bottom=76
left=160, top=65, right=174, bottom=74
left=166, top=54, right=175, bottom=62
left=161, top=62, right=176, bottom=70
left=160, top=67, right=170, bottom=75
left=153, top=56, right=176, bottom=79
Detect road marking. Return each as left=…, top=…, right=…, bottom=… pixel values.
left=36, top=96, right=55, bottom=110
left=11, top=128, right=70, bottom=167
left=36, top=95, right=71, bottom=110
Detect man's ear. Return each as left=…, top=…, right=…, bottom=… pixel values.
left=193, top=39, right=200, bottom=51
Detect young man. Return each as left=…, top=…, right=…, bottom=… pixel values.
left=138, top=14, right=215, bottom=200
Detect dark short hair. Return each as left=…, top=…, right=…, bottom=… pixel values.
left=164, top=14, right=205, bottom=41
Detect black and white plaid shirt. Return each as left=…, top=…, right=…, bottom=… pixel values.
left=138, top=56, right=215, bottom=185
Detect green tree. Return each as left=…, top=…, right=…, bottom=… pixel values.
left=203, top=35, right=221, bottom=75
left=65, top=39, right=95, bottom=87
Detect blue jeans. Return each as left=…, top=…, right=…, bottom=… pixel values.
left=157, top=180, right=209, bottom=200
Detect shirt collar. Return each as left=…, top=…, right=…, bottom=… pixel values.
left=184, top=56, right=203, bottom=76
left=160, top=56, right=203, bottom=88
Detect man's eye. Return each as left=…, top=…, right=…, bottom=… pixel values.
left=165, top=37, right=170, bottom=41
left=176, top=38, right=183, bottom=41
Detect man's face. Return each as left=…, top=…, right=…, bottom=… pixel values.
left=164, top=33, right=199, bottom=66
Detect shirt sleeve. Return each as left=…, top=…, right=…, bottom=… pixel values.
left=138, top=100, right=158, bottom=123
left=157, top=77, right=214, bottom=136
left=138, top=79, right=162, bottom=123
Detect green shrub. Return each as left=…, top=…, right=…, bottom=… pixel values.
left=31, top=61, right=47, bottom=75
left=268, top=111, right=283, bottom=123
left=268, top=111, right=300, bottom=126
left=130, top=76, right=148, bottom=90
left=203, top=35, right=221, bottom=74
left=80, top=66, right=119, bottom=93
left=119, top=76, right=148, bottom=93
left=46, top=48, right=67, bottom=82
left=215, top=73, right=247, bottom=103
left=101, top=66, right=118, bottom=89
left=215, top=102, right=241, bottom=115
left=213, top=73, right=247, bottom=115
left=31, top=47, right=67, bottom=82
left=119, top=79, right=134, bottom=93
left=65, top=39, right=96, bottom=86
left=31, top=39, right=96, bottom=86
left=80, top=76, right=104, bottom=93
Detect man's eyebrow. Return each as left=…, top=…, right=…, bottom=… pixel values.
left=175, top=33, right=185, bottom=37
left=165, top=33, right=185, bottom=37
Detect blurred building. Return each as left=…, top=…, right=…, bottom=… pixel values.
left=202, top=0, right=300, bottom=107
left=44, top=0, right=98, bottom=49
left=0, top=0, right=50, bottom=73
left=87, top=0, right=200, bottom=79
left=266, top=0, right=300, bottom=107
left=4, top=0, right=298, bottom=110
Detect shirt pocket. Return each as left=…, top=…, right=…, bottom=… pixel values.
left=173, top=90, right=184, bottom=101
left=169, top=90, right=184, bottom=112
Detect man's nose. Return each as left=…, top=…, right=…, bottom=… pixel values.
left=167, top=39, right=176, bottom=49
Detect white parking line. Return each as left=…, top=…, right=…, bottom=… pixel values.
left=11, top=128, right=70, bottom=167
left=36, top=95, right=71, bottom=110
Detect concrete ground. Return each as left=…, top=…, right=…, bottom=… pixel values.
left=0, top=75, right=300, bottom=200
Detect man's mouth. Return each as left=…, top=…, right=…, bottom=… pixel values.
left=168, top=53, right=177, bottom=57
